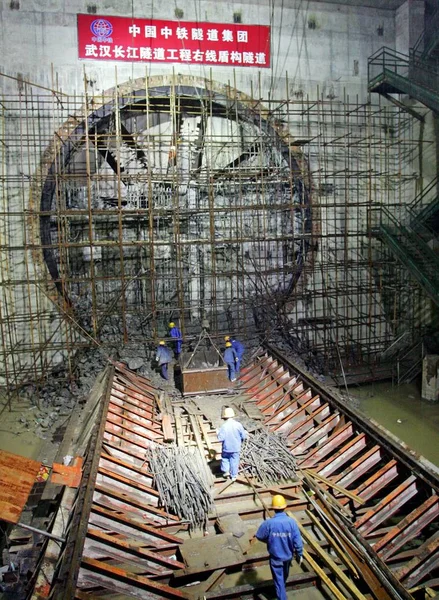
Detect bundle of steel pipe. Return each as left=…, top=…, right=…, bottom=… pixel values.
left=148, top=445, right=214, bottom=530
left=240, top=427, right=297, bottom=485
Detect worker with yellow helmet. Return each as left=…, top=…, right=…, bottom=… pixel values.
left=155, top=340, right=172, bottom=380
left=223, top=340, right=239, bottom=382
left=168, top=321, right=182, bottom=358
left=224, top=335, right=244, bottom=373
left=254, top=494, right=303, bottom=600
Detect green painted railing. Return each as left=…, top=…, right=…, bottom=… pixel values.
left=372, top=204, right=439, bottom=306
left=368, top=47, right=439, bottom=113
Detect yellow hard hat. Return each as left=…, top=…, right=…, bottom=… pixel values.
left=224, top=335, right=230, bottom=341
left=225, top=341, right=232, bottom=347
left=223, top=407, right=235, bottom=418
left=169, top=322, right=175, bottom=328
left=159, top=340, right=166, bottom=345
left=272, top=494, right=287, bottom=509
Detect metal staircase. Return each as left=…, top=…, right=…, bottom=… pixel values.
left=414, top=4, right=439, bottom=62
left=368, top=47, right=439, bottom=113
left=372, top=203, right=439, bottom=307
left=409, top=176, right=439, bottom=233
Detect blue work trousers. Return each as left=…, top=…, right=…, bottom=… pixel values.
left=160, top=363, right=168, bottom=380
left=226, top=362, right=236, bottom=381
left=269, top=557, right=291, bottom=600
left=221, top=451, right=240, bottom=478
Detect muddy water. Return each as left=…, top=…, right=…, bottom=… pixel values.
left=0, top=398, right=45, bottom=460
left=350, top=381, right=439, bottom=467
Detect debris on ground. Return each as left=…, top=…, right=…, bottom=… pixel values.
left=240, top=426, right=297, bottom=486
left=148, top=445, right=215, bottom=531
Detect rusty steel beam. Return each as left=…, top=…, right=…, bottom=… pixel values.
left=257, top=386, right=292, bottom=413
left=299, top=422, right=354, bottom=467
left=267, top=391, right=318, bottom=429
left=99, top=451, right=154, bottom=480
left=86, top=528, right=186, bottom=569
left=375, top=495, right=439, bottom=560
left=265, top=344, right=439, bottom=494
left=317, top=433, right=367, bottom=477
left=50, top=365, right=115, bottom=600
left=101, top=439, right=154, bottom=466
left=394, top=533, right=439, bottom=589
left=110, top=386, right=156, bottom=411
left=105, top=413, right=163, bottom=442
left=333, top=445, right=382, bottom=489
left=93, top=482, right=179, bottom=521
left=356, top=476, right=418, bottom=536
left=285, top=402, right=330, bottom=440
left=97, top=465, right=160, bottom=498
left=104, top=424, right=158, bottom=452
left=348, top=460, right=399, bottom=506
left=108, top=398, right=160, bottom=427
left=290, top=413, right=341, bottom=455
left=80, top=557, right=187, bottom=599
left=263, top=391, right=300, bottom=423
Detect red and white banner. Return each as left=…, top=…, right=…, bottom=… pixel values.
left=77, top=14, right=270, bottom=68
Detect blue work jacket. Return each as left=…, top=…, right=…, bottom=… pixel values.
left=256, top=512, right=303, bottom=561
left=224, top=347, right=238, bottom=365
left=231, top=338, right=244, bottom=358
left=217, top=418, right=247, bottom=453
left=169, top=326, right=182, bottom=341
left=156, top=345, right=172, bottom=365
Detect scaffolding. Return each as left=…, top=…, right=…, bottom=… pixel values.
left=0, top=69, right=434, bottom=394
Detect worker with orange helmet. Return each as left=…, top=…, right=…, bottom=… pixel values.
left=255, top=494, right=303, bottom=600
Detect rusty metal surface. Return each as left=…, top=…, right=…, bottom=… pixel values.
left=35, top=347, right=439, bottom=599
left=238, top=346, right=439, bottom=597
left=0, top=449, right=41, bottom=524
left=180, top=366, right=230, bottom=395
left=43, top=364, right=186, bottom=600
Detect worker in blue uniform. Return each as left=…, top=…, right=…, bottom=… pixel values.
left=255, top=495, right=303, bottom=600
left=224, top=335, right=244, bottom=373
left=168, top=321, right=182, bottom=358
left=223, top=341, right=239, bottom=382
left=217, top=407, right=247, bottom=480
left=155, top=340, right=172, bottom=380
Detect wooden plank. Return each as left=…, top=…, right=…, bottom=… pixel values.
left=174, top=408, right=185, bottom=447
left=162, top=414, right=175, bottom=443
left=302, top=549, right=349, bottom=600
left=296, top=518, right=368, bottom=600
left=303, top=469, right=365, bottom=504
left=0, top=449, right=41, bottom=524
left=197, top=415, right=215, bottom=453
left=306, top=510, right=359, bottom=578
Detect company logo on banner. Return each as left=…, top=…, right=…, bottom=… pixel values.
left=77, top=14, right=270, bottom=68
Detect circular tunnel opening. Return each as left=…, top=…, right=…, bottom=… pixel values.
left=40, top=81, right=312, bottom=341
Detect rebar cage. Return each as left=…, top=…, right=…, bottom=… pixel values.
left=0, top=70, right=433, bottom=392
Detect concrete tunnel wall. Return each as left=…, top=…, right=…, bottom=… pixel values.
left=0, top=0, right=436, bottom=385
